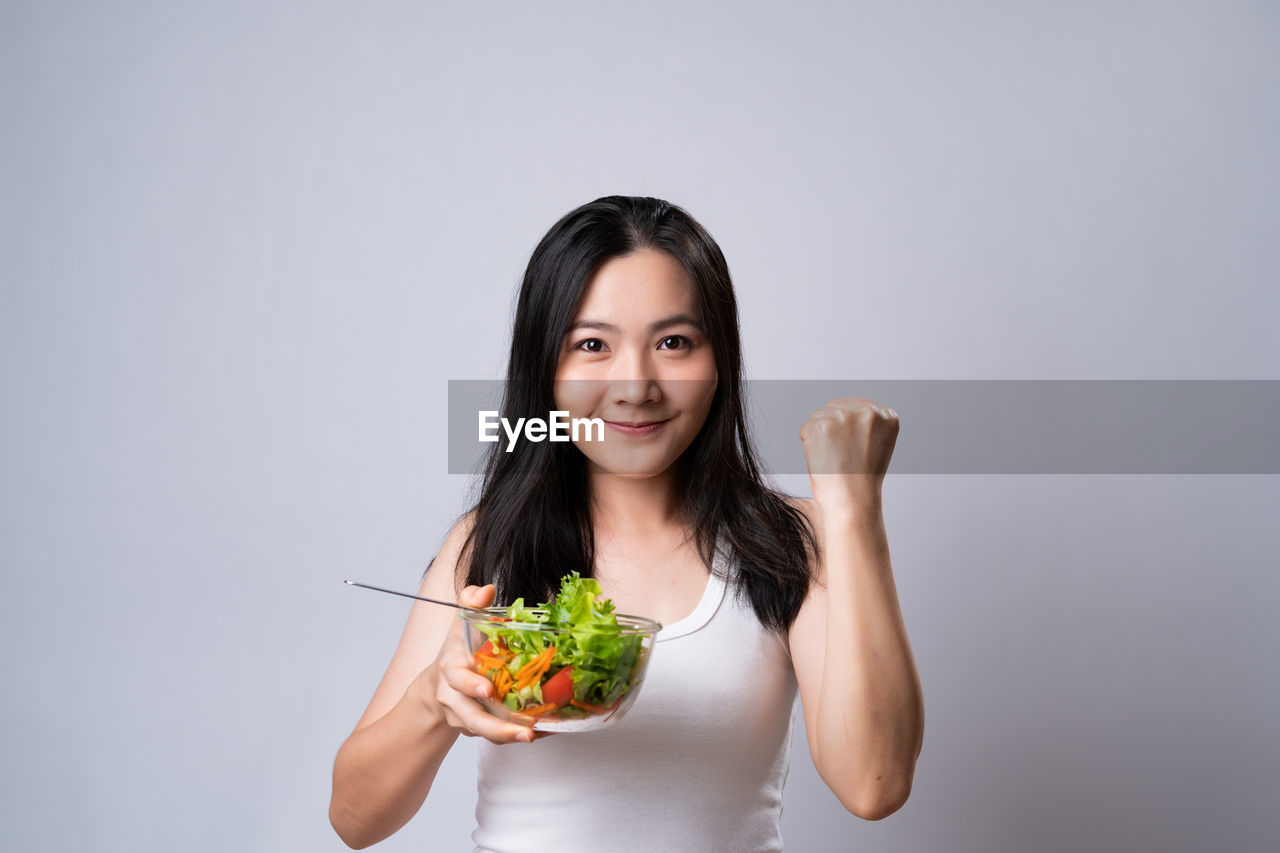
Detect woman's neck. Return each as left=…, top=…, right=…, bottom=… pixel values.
left=587, top=469, right=686, bottom=540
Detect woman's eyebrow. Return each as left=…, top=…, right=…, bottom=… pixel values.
left=566, top=313, right=703, bottom=334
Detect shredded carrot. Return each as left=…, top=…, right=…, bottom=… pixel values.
left=570, top=699, right=613, bottom=713
left=520, top=702, right=559, bottom=716
left=493, top=668, right=513, bottom=699
left=473, top=653, right=510, bottom=670
left=476, top=644, right=514, bottom=663
left=527, top=646, right=556, bottom=673
left=513, top=649, right=557, bottom=691
left=513, top=665, right=549, bottom=692
left=513, top=646, right=556, bottom=683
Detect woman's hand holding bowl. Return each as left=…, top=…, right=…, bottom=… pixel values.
left=411, top=584, right=550, bottom=745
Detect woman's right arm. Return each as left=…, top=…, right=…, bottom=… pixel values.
left=328, top=512, right=537, bottom=849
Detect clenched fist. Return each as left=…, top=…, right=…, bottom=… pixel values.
left=799, top=396, right=899, bottom=517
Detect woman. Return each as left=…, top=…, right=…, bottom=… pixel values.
left=329, top=196, right=924, bottom=851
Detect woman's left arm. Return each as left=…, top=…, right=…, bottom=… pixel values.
left=788, top=397, right=925, bottom=820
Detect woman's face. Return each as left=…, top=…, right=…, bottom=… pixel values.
left=553, top=248, right=719, bottom=480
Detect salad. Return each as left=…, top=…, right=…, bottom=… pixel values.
left=470, top=572, right=645, bottom=719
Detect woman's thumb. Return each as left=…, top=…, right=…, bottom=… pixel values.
left=461, top=583, right=496, bottom=606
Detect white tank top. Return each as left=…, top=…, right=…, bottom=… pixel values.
left=472, top=544, right=800, bottom=853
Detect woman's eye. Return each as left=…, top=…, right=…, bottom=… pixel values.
left=574, top=338, right=607, bottom=353
left=659, top=335, right=691, bottom=350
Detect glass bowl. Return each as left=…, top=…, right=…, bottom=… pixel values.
left=459, top=606, right=661, bottom=732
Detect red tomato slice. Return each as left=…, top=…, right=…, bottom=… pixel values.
left=477, top=640, right=496, bottom=657
left=541, top=666, right=574, bottom=707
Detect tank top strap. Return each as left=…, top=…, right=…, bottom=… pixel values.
left=655, top=545, right=728, bottom=643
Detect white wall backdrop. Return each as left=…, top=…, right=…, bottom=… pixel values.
left=2, top=1, right=1277, bottom=851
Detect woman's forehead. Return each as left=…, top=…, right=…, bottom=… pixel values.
left=571, top=250, right=700, bottom=324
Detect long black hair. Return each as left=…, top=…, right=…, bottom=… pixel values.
left=452, top=195, right=817, bottom=635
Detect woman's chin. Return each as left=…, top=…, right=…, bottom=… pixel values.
left=584, top=455, right=680, bottom=480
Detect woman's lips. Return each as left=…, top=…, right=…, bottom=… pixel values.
left=604, top=418, right=671, bottom=436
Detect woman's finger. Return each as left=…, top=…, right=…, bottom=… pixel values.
left=442, top=693, right=537, bottom=744
left=459, top=583, right=497, bottom=608
left=441, top=654, right=500, bottom=700
left=435, top=651, right=537, bottom=744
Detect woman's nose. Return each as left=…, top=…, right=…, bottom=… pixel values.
left=610, top=377, right=662, bottom=406
left=609, top=348, right=662, bottom=405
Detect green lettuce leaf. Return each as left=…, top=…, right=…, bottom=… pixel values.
left=476, top=572, right=643, bottom=709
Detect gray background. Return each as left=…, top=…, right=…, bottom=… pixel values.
left=2, top=1, right=1277, bottom=851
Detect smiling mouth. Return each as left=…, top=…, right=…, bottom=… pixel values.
left=603, top=418, right=672, bottom=435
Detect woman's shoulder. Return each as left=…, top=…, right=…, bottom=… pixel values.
left=426, top=508, right=480, bottom=595
left=444, top=507, right=480, bottom=545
